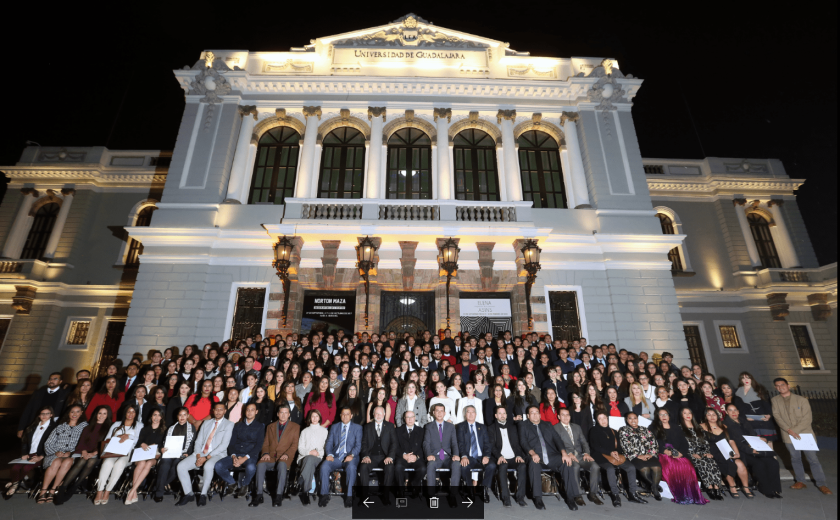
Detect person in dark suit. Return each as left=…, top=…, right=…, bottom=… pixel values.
left=119, top=364, right=142, bottom=396
left=423, top=403, right=461, bottom=507
left=455, top=405, right=495, bottom=502
left=518, top=406, right=581, bottom=511
left=318, top=407, right=363, bottom=508
left=487, top=405, right=528, bottom=507
left=541, top=367, right=568, bottom=405
left=555, top=408, right=603, bottom=505
left=358, top=405, right=397, bottom=503
left=17, top=372, right=69, bottom=438
left=214, top=403, right=266, bottom=497
left=395, top=410, right=427, bottom=495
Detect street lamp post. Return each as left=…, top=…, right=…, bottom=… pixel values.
left=521, top=239, right=542, bottom=330
left=355, top=236, right=377, bottom=328
left=272, top=236, right=295, bottom=327
left=438, top=237, right=460, bottom=329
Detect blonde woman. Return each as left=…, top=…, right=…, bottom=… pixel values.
left=624, top=382, right=653, bottom=420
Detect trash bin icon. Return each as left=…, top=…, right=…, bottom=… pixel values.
left=429, top=497, right=439, bottom=508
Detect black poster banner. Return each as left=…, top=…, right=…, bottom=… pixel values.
left=301, top=290, right=356, bottom=335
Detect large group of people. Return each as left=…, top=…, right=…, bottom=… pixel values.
left=6, top=328, right=832, bottom=512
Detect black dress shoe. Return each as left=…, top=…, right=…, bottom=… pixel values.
left=628, top=492, right=648, bottom=504
left=517, top=498, right=528, bottom=507
left=300, top=492, right=310, bottom=505
left=772, top=491, right=783, bottom=499
left=588, top=492, right=604, bottom=505
left=344, top=496, right=352, bottom=508
left=566, top=499, right=578, bottom=511
left=503, top=499, right=512, bottom=508
left=651, top=488, right=662, bottom=501
left=318, top=495, right=330, bottom=507
left=272, top=495, right=283, bottom=507
left=447, top=494, right=458, bottom=508
left=176, top=494, right=193, bottom=506
left=611, top=494, right=622, bottom=507
left=575, top=496, right=586, bottom=507
left=533, top=498, right=546, bottom=510
left=198, top=495, right=207, bottom=506
left=153, top=495, right=164, bottom=503
left=224, top=483, right=237, bottom=497
left=482, top=489, right=490, bottom=503
left=249, top=494, right=263, bottom=507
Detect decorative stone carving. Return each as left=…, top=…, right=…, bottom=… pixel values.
left=303, top=106, right=323, bottom=120
left=586, top=75, right=627, bottom=111
left=433, top=108, right=452, bottom=123
left=560, top=111, right=580, bottom=125
left=60, top=188, right=75, bottom=196
left=506, top=64, right=556, bottom=78
left=767, top=199, right=785, bottom=208
left=767, top=293, right=789, bottom=321
left=320, top=240, right=341, bottom=290
left=449, top=112, right=503, bottom=144
left=476, top=242, right=496, bottom=291
left=497, top=109, right=516, bottom=124
left=512, top=118, right=564, bottom=146
left=807, top=293, right=832, bottom=321
left=368, top=107, right=387, bottom=121
left=405, top=110, right=415, bottom=122
left=399, top=241, right=419, bottom=290
left=468, top=111, right=479, bottom=123
left=12, top=285, right=36, bottom=315
left=188, top=63, right=232, bottom=105
left=339, top=109, right=351, bottom=121
left=252, top=109, right=307, bottom=144
left=332, top=13, right=489, bottom=48
left=382, top=115, right=437, bottom=142
left=262, top=59, right=313, bottom=73
left=36, top=149, right=86, bottom=162
left=317, top=113, right=372, bottom=142
left=21, top=188, right=39, bottom=197
left=732, top=198, right=747, bottom=206
left=238, top=105, right=258, bottom=121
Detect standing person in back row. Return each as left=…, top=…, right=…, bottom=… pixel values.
left=18, top=373, right=69, bottom=438
left=770, top=378, right=832, bottom=495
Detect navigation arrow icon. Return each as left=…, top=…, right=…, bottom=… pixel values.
left=363, top=497, right=374, bottom=508
left=462, top=497, right=473, bottom=508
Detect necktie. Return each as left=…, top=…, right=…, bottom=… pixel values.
left=470, top=425, right=478, bottom=458
left=339, top=425, right=347, bottom=458
left=376, top=423, right=381, bottom=437
left=535, top=424, right=549, bottom=463
left=438, top=424, right=445, bottom=460
left=407, top=428, right=412, bottom=434
left=203, top=421, right=219, bottom=454
left=125, top=378, right=131, bottom=391
left=564, top=424, right=574, bottom=445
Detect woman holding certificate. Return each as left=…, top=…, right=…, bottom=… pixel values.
left=94, top=405, right=140, bottom=505
left=124, top=409, right=166, bottom=505
left=153, top=407, right=195, bottom=502
left=6, top=406, right=56, bottom=498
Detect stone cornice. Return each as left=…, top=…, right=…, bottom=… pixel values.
left=647, top=177, right=804, bottom=197
left=1, top=166, right=166, bottom=188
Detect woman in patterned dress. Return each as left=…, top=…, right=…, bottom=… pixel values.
left=679, top=408, right=724, bottom=500
left=619, top=412, right=663, bottom=500
left=650, top=407, right=708, bottom=505
left=38, top=405, right=88, bottom=503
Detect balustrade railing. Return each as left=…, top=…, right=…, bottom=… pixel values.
left=300, top=203, right=363, bottom=220
left=456, top=205, right=517, bottom=222
left=379, top=205, right=439, bottom=221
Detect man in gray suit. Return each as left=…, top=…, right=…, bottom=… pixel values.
left=555, top=408, right=603, bottom=505
left=423, top=403, right=461, bottom=508
left=176, top=403, right=233, bottom=506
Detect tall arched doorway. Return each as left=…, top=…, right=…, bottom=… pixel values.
left=379, top=291, right=435, bottom=338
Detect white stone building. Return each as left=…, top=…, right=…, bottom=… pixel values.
left=0, top=15, right=834, bottom=410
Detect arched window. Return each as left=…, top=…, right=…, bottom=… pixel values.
left=249, top=127, right=301, bottom=204
left=125, top=206, right=156, bottom=267
left=386, top=128, right=432, bottom=199
left=21, top=203, right=60, bottom=260
left=657, top=213, right=683, bottom=272
left=453, top=129, right=500, bottom=201
left=748, top=213, right=781, bottom=268
left=517, top=130, right=566, bottom=208
left=318, top=127, right=365, bottom=199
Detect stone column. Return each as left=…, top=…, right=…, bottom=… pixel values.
left=768, top=199, right=801, bottom=268
left=42, top=189, right=75, bottom=259
left=733, top=198, right=762, bottom=268
left=320, top=240, right=341, bottom=290
left=399, top=241, right=418, bottom=290
left=560, top=112, right=591, bottom=208
left=476, top=242, right=496, bottom=290
left=497, top=110, right=522, bottom=201
left=295, top=106, right=322, bottom=199
left=366, top=107, right=386, bottom=199
left=2, top=188, right=39, bottom=259
left=225, top=105, right=258, bottom=203
left=434, top=108, right=452, bottom=199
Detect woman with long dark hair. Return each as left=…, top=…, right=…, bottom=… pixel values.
left=304, top=377, right=335, bottom=427
left=723, top=403, right=782, bottom=498
left=153, top=407, right=195, bottom=502
left=649, top=407, right=707, bottom=504
left=144, top=386, right=167, bottom=425
left=539, top=387, right=563, bottom=426
left=583, top=383, right=606, bottom=420
left=568, top=392, right=593, bottom=440
left=185, top=380, right=217, bottom=430
left=281, top=381, right=304, bottom=425
left=700, top=407, right=751, bottom=498
left=95, top=405, right=140, bottom=504
left=735, top=372, right=777, bottom=446
left=337, top=382, right=365, bottom=425
left=673, top=379, right=705, bottom=419
left=483, top=384, right=511, bottom=426
left=67, top=379, right=93, bottom=413
left=511, top=380, right=537, bottom=423
left=252, top=386, right=274, bottom=426
left=296, top=409, right=328, bottom=504
left=6, top=406, right=55, bottom=497
left=604, top=387, right=630, bottom=418
left=680, top=408, right=723, bottom=499
left=38, top=405, right=87, bottom=503
left=588, top=411, right=646, bottom=507
left=86, top=376, right=124, bottom=420
left=53, top=405, right=112, bottom=504
left=223, top=387, right=243, bottom=423
left=166, top=382, right=192, bottom=426
left=124, top=409, right=166, bottom=505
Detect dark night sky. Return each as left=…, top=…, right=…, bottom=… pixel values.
left=3, top=3, right=836, bottom=264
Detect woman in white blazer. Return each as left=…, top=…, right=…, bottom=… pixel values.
left=454, top=381, right=485, bottom=424
left=395, top=381, right=428, bottom=428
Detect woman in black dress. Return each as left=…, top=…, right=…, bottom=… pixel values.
left=679, top=408, right=723, bottom=500
left=700, top=407, right=752, bottom=498
left=567, top=392, right=593, bottom=441
left=723, top=403, right=782, bottom=498
left=588, top=411, right=647, bottom=507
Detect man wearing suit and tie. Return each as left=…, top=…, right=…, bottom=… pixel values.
left=358, top=406, right=397, bottom=504
left=555, top=408, right=603, bottom=506
left=487, top=405, right=529, bottom=508
left=318, top=407, right=363, bottom=508
left=253, top=404, right=300, bottom=507
left=455, top=405, right=495, bottom=503
left=518, top=406, right=580, bottom=511
left=176, top=403, right=234, bottom=506
left=423, top=403, right=461, bottom=507
left=262, top=345, right=282, bottom=373
left=395, top=410, right=427, bottom=496
left=214, top=403, right=266, bottom=498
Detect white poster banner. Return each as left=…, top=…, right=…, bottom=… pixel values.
left=460, top=299, right=512, bottom=317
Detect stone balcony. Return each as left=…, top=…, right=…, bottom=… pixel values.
left=0, top=259, right=74, bottom=281
left=752, top=263, right=837, bottom=288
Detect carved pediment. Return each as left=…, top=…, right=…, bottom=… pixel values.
left=329, top=14, right=491, bottom=49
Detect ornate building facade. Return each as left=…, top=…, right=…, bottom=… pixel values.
left=0, top=15, right=835, bottom=409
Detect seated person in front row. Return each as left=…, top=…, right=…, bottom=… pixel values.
left=555, top=408, right=604, bottom=506
left=358, top=406, right=397, bottom=504
left=318, top=407, right=362, bottom=508
left=252, top=404, right=300, bottom=507
left=214, top=402, right=265, bottom=498
left=395, top=410, right=427, bottom=496
left=455, top=405, right=495, bottom=503
left=176, top=403, right=233, bottom=507
left=423, top=403, right=461, bottom=508
left=487, top=405, right=529, bottom=508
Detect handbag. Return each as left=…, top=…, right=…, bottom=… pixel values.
left=604, top=432, right=626, bottom=466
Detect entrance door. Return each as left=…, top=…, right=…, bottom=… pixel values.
left=95, top=320, right=125, bottom=377
left=683, top=325, right=708, bottom=373
left=379, top=291, right=435, bottom=337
